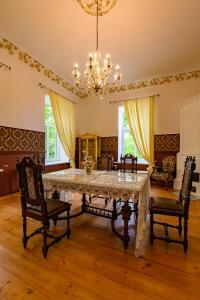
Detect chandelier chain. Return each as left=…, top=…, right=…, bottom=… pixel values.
left=96, top=0, right=99, bottom=52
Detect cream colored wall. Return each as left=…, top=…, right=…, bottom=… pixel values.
left=0, top=51, right=79, bottom=132
left=1, top=48, right=200, bottom=136
left=78, top=78, right=200, bottom=136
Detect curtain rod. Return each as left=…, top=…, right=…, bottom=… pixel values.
left=38, top=83, right=77, bottom=105
left=109, top=93, right=160, bottom=104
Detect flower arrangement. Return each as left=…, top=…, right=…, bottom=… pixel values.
left=84, top=156, right=93, bottom=175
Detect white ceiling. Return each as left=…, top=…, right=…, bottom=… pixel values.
left=0, top=0, right=200, bottom=85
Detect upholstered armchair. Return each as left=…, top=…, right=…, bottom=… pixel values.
left=151, top=156, right=176, bottom=190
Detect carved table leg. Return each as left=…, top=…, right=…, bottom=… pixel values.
left=82, top=193, right=87, bottom=213
left=121, top=200, right=132, bottom=249
left=111, top=199, right=117, bottom=232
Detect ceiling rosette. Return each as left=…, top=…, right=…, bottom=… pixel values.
left=77, top=0, right=117, bottom=16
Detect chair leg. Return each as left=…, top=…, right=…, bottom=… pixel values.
left=47, top=221, right=50, bottom=230
left=178, top=216, right=182, bottom=236
left=150, top=213, right=154, bottom=245
left=165, top=180, right=168, bottom=191
left=183, top=218, right=188, bottom=253
left=67, top=206, right=71, bottom=239
left=52, top=216, right=57, bottom=226
left=42, top=222, right=48, bottom=259
left=22, top=215, right=28, bottom=249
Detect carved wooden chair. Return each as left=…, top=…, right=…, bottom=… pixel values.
left=150, top=156, right=196, bottom=252
left=151, top=156, right=176, bottom=190
left=16, top=157, right=71, bottom=258
left=120, top=154, right=138, bottom=173
left=90, top=154, right=114, bottom=205
left=97, top=153, right=114, bottom=171
left=118, top=154, right=138, bottom=216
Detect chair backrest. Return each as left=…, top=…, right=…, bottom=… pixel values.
left=120, top=154, right=138, bottom=173
left=179, top=156, right=196, bottom=217
left=162, top=156, right=176, bottom=174
left=16, top=157, right=45, bottom=210
left=97, top=154, right=114, bottom=171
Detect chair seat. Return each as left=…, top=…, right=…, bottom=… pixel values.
left=150, top=196, right=183, bottom=215
left=27, top=199, right=70, bottom=218
left=151, top=172, right=169, bottom=181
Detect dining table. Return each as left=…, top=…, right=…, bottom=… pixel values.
left=42, top=168, right=150, bottom=257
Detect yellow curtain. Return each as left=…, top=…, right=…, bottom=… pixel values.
left=124, top=96, right=154, bottom=172
left=48, top=91, right=76, bottom=168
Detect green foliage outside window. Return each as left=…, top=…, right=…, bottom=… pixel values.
left=45, top=105, right=57, bottom=160
left=123, top=112, right=143, bottom=159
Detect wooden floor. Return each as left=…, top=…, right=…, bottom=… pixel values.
left=0, top=187, right=200, bottom=300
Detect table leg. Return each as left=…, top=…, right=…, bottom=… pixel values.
left=82, top=192, right=87, bottom=213
left=121, top=200, right=132, bottom=249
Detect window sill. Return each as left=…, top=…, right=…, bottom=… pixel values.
left=45, top=160, right=69, bottom=166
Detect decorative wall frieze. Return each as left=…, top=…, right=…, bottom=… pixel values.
left=77, top=0, right=117, bottom=16
left=0, top=126, right=45, bottom=152
left=1, top=35, right=199, bottom=99
left=110, top=69, right=200, bottom=94
left=0, top=36, right=87, bottom=99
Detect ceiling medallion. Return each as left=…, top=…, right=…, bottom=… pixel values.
left=72, top=0, right=121, bottom=99
left=77, top=0, right=117, bottom=16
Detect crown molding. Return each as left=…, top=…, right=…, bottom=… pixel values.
left=0, top=36, right=87, bottom=99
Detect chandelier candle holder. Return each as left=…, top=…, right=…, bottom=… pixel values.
left=72, top=0, right=121, bottom=98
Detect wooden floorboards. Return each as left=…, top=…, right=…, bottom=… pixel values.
left=0, top=187, right=200, bottom=299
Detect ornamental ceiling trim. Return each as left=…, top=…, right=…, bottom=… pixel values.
left=0, top=36, right=87, bottom=99
left=77, top=0, right=118, bottom=16
left=0, top=36, right=200, bottom=99
left=109, top=69, right=200, bottom=94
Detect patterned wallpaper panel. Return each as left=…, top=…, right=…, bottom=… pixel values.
left=101, top=136, right=118, bottom=153
left=0, top=126, right=45, bottom=152
left=154, top=134, right=180, bottom=152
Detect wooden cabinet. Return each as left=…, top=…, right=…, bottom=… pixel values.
left=79, top=134, right=101, bottom=169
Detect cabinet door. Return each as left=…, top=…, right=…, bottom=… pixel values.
left=88, top=139, right=96, bottom=161
left=80, top=139, right=87, bottom=161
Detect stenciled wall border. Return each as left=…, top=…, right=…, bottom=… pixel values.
left=1, top=35, right=200, bottom=99
left=0, top=36, right=87, bottom=99
left=110, top=69, right=200, bottom=94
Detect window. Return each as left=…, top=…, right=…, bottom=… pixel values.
left=45, top=95, right=68, bottom=164
left=118, top=106, right=146, bottom=163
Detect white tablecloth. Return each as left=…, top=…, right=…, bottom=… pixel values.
left=43, top=169, right=150, bottom=257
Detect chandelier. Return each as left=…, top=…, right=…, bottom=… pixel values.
left=72, top=0, right=122, bottom=98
